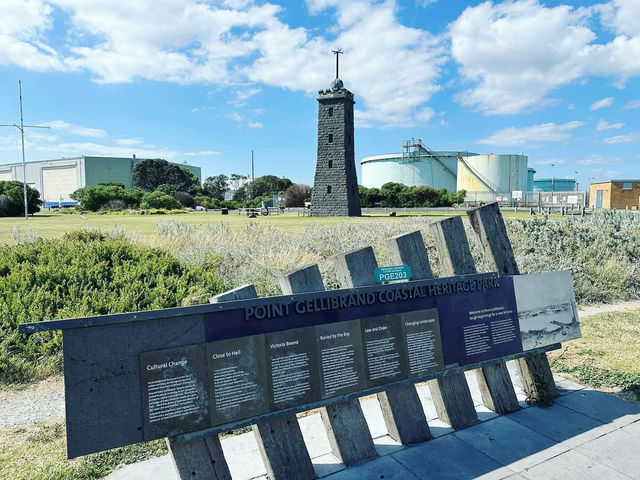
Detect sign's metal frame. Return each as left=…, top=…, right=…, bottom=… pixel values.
left=19, top=272, right=498, bottom=334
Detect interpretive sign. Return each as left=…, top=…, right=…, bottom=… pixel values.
left=140, top=345, right=209, bottom=439
left=374, top=265, right=412, bottom=283
left=20, top=268, right=581, bottom=457
left=135, top=270, right=579, bottom=441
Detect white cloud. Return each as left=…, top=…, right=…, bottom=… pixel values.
left=449, top=0, right=640, bottom=115
left=530, top=158, right=567, bottom=166
left=449, top=1, right=594, bottom=114
left=598, top=0, right=640, bottom=38
left=596, top=120, right=624, bottom=131
left=250, top=0, right=446, bottom=126
left=591, top=168, right=622, bottom=179
left=590, top=97, right=614, bottom=111
left=24, top=139, right=218, bottom=160
left=0, top=0, right=68, bottom=71
left=603, top=132, right=640, bottom=143
left=577, top=154, right=620, bottom=165
left=248, top=122, right=263, bottom=128
left=44, top=120, right=107, bottom=137
left=477, top=121, right=586, bottom=146
left=0, top=0, right=446, bottom=128
left=183, top=150, right=220, bottom=156
left=116, top=138, right=142, bottom=146
left=624, top=100, right=640, bottom=109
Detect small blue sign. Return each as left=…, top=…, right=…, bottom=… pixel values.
left=375, top=265, right=412, bottom=283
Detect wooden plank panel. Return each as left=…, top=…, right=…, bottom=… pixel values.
left=385, top=231, right=478, bottom=429
left=466, top=203, right=557, bottom=404
left=430, top=217, right=519, bottom=415
left=212, top=285, right=316, bottom=480
left=334, top=246, right=432, bottom=444
left=279, top=265, right=378, bottom=465
left=167, top=435, right=231, bottom=480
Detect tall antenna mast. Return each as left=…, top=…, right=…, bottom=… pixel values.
left=331, top=48, right=343, bottom=79
left=1, top=81, right=49, bottom=219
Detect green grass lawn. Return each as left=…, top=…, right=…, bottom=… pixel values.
left=0, top=422, right=167, bottom=480
left=0, top=209, right=546, bottom=245
left=548, top=309, right=640, bottom=402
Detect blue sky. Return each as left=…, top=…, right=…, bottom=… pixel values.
left=0, top=0, right=638, bottom=190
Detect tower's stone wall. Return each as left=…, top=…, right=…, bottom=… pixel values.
left=311, top=88, right=361, bottom=217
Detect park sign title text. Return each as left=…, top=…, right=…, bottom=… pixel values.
left=244, top=276, right=500, bottom=322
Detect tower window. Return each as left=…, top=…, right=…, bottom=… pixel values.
left=328, top=160, right=333, bottom=168
left=328, top=107, right=333, bottom=117
left=327, top=186, right=332, bottom=194
left=328, top=134, right=333, bottom=143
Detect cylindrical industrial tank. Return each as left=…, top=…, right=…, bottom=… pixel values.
left=532, top=178, right=576, bottom=192
left=361, top=151, right=477, bottom=191
left=457, top=154, right=528, bottom=203
left=527, top=168, right=536, bottom=191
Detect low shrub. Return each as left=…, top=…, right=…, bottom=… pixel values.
left=140, top=191, right=182, bottom=210
left=0, top=236, right=227, bottom=384
left=71, top=184, right=143, bottom=211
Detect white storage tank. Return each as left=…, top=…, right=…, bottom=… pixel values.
left=361, top=150, right=478, bottom=191
left=457, top=154, right=528, bottom=203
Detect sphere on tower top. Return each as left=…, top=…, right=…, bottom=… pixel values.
left=331, top=78, right=344, bottom=90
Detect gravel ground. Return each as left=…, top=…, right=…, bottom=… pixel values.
left=1, top=301, right=638, bottom=429
left=0, top=376, right=64, bottom=428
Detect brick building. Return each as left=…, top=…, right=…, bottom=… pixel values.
left=589, top=180, right=640, bottom=209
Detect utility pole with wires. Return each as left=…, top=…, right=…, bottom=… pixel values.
left=0, top=80, right=49, bottom=219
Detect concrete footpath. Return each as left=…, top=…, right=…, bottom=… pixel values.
left=106, top=362, right=640, bottom=480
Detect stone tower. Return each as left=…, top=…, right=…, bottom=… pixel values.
left=310, top=73, right=361, bottom=216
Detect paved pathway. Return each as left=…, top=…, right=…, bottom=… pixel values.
left=106, top=362, right=640, bottom=480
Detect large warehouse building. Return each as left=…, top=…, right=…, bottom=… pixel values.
left=0, top=156, right=201, bottom=206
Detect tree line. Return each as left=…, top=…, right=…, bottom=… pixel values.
left=69, top=159, right=311, bottom=211
left=0, top=158, right=466, bottom=215
left=359, top=183, right=466, bottom=208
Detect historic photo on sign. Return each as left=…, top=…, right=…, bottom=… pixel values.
left=513, top=270, right=581, bottom=350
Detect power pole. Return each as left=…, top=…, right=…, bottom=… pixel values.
left=0, top=81, right=49, bottom=219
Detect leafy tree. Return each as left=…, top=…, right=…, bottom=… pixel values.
left=447, top=190, right=467, bottom=205
left=380, top=182, right=406, bottom=207
left=229, top=173, right=248, bottom=191
left=359, top=182, right=466, bottom=208
left=174, top=191, right=195, bottom=208
left=203, top=174, right=228, bottom=201
left=140, top=191, right=182, bottom=210
left=232, top=185, right=248, bottom=203
left=358, top=186, right=382, bottom=207
left=71, top=184, right=143, bottom=211
left=246, top=175, right=292, bottom=198
left=284, top=184, right=310, bottom=207
left=0, top=181, right=42, bottom=216
left=132, top=159, right=200, bottom=193
left=247, top=194, right=275, bottom=208
left=156, top=184, right=176, bottom=195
